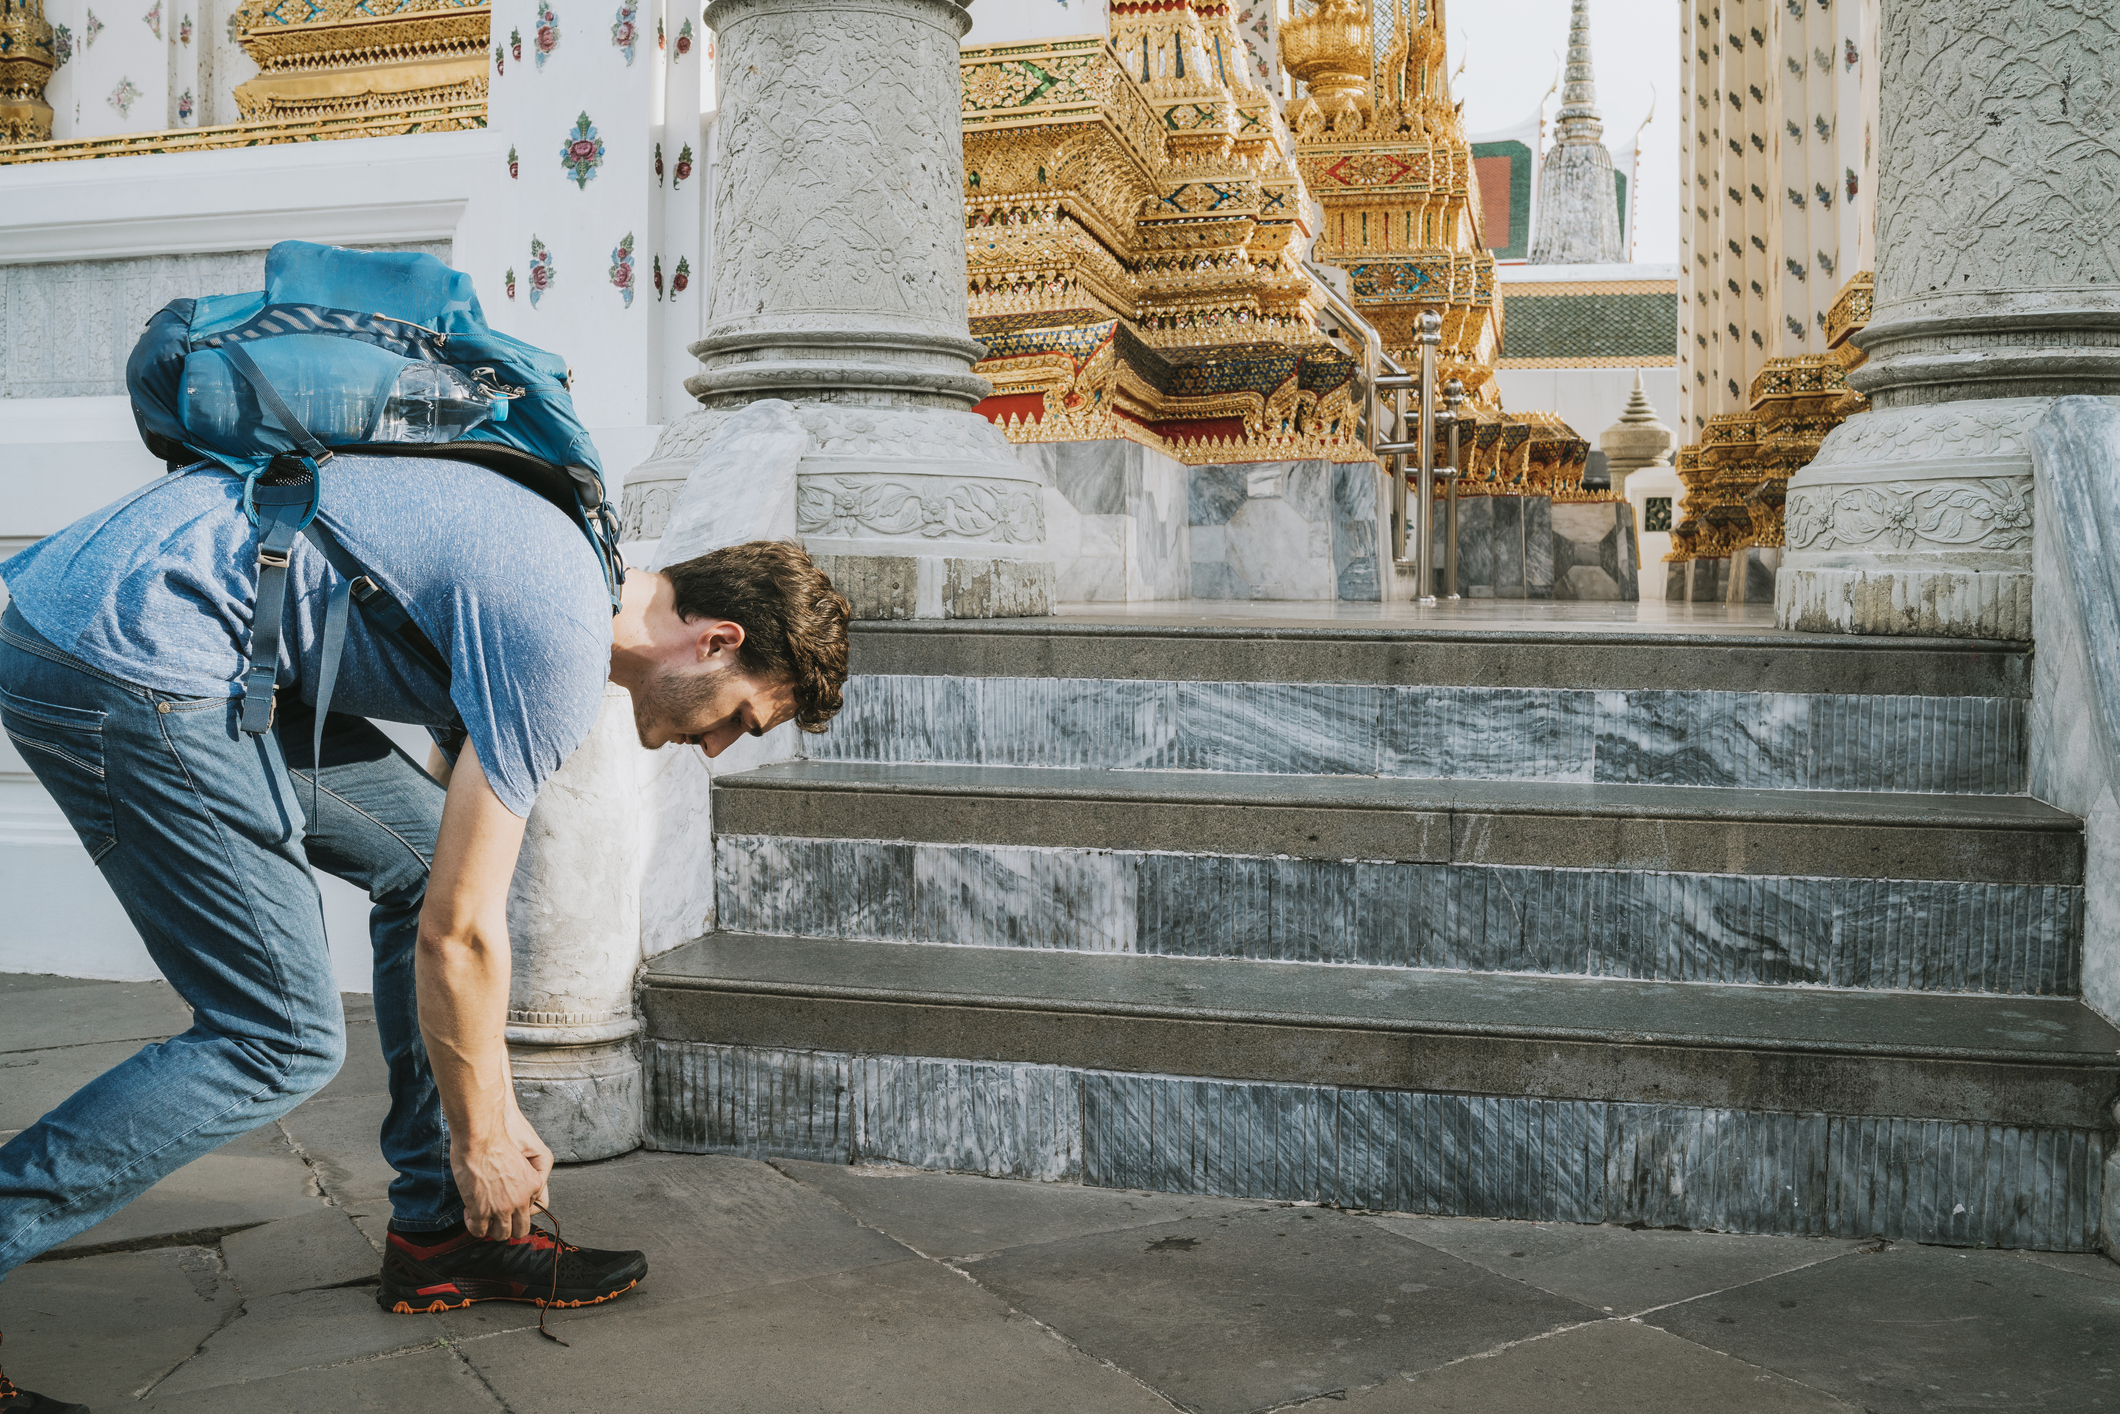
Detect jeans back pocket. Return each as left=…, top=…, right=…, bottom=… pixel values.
left=1, top=685, right=119, bottom=861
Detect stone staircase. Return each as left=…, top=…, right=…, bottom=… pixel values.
left=638, top=615, right=2119, bottom=1251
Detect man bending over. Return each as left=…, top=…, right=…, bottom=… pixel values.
left=0, top=452, right=847, bottom=1411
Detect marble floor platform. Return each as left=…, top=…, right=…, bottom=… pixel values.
left=12, top=980, right=2117, bottom=1414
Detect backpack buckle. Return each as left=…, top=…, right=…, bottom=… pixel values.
left=258, top=547, right=291, bottom=569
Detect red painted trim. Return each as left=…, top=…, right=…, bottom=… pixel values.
left=975, top=392, right=1047, bottom=425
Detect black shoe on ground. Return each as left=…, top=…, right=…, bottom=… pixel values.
left=0, top=1332, right=89, bottom=1413
left=377, top=1217, right=647, bottom=1315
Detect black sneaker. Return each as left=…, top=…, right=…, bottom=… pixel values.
left=377, top=1217, right=647, bottom=1316
left=0, top=1332, right=88, bottom=1413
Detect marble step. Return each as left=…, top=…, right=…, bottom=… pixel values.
left=638, top=934, right=2120, bottom=1251
left=812, top=673, right=2029, bottom=793
left=848, top=615, right=2030, bottom=698
left=713, top=764, right=2084, bottom=995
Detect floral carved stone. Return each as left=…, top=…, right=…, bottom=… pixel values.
left=1805, top=402, right=2046, bottom=471
left=796, top=477, right=1044, bottom=544
left=1783, top=477, right=2033, bottom=555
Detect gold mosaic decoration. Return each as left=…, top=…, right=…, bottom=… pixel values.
left=231, top=0, right=487, bottom=124
left=0, top=0, right=58, bottom=144
left=0, top=0, right=484, bottom=162
left=1285, top=0, right=1502, bottom=399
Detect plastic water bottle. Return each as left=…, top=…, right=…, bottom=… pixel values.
left=371, top=362, right=508, bottom=443
left=181, top=352, right=505, bottom=448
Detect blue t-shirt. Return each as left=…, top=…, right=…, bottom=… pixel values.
left=0, top=454, right=611, bottom=817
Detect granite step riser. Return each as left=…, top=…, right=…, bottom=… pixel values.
left=814, top=676, right=2029, bottom=794
left=715, top=836, right=2084, bottom=996
left=643, top=1040, right=2110, bottom=1252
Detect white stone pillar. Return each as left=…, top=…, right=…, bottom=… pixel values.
left=1776, top=0, right=2120, bottom=638
left=624, top=0, right=1052, bottom=619
left=505, top=684, right=646, bottom=1162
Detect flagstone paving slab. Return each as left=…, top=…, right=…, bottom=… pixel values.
left=1641, top=1242, right=2120, bottom=1413
left=0, top=1246, right=240, bottom=1410
left=776, top=1159, right=1264, bottom=1258
left=1341, top=1318, right=1858, bottom=1412
left=220, top=1207, right=382, bottom=1299
left=965, top=1206, right=1595, bottom=1413
left=1366, top=1214, right=1860, bottom=1316
left=149, top=1286, right=449, bottom=1398
left=135, top=1346, right=503, bottom=1413
left=458, top=1255, right=1177, bottom=1414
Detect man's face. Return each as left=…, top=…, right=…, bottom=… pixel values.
left=630, top=658, right=797, bottom=756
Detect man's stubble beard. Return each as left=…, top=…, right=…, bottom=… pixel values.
left=634, top=658, right=730, bottom=748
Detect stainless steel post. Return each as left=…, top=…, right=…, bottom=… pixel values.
left=1414, top=312, right=1441, bottom=604
left=1442, top=378, right=1464, bottom=601
left=1388, top=382, right=1406, bottom=561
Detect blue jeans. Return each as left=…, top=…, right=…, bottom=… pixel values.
left=0, top=604, right=460, bottom=1277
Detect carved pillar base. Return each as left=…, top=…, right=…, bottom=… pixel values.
left=1778, top=400, right=2040, bottom=639
left=508, top=1040, right=643, bottom=1164
left=627, top=403, right=1051, bottom=619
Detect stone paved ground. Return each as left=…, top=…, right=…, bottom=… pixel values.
left=4, top=973, right=2119, bottom=1413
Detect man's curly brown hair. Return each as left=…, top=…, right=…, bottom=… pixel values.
left=660, top=540, right=850, bottom=731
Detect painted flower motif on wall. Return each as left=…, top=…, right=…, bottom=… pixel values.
left=609, top=0, right=636, bottom=64
left=528, top=238, right=553, bottom=308
left=609, top=233, right=635, bottom=308
left=560, top=112, right=604, bottom=188
left=670, top=257, right=689, bottom=295
left=178, top=12, right=191, bottom=42
left=177, top=88, right=193, bottom=122
left=225, top=10, right=238, bottom=40
left=652, top=254, right=663, bottom=299
left=493, top=41, right=504, bottom=73
left=108, top=77, right=141, bottom=116
left=84, top=10, right=103, bottom=46
left=505, top=267, right=517, bottom=300
left=671, top=142, right=692, bottom=188
left=534, top=1, right=557, bottom=68
left=510, top=26, right=521, bottom=59
left=53, top=23, right=72, bottom=65
left=652, top=141, right=663, bottom=184
left=672, top=17, right=690, bottom=59
left=507, top=144, right=518, bottom=178
left=1844, top=38, right=1859, bottom=71
left=1845, top=168, right=1858, bottom=201
left=655, top=14, right=662, bottom=49
left=142, top=1, right=160, bottom=37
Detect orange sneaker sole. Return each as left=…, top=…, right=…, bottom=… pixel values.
left=386, top=1277, right=640, bottom=1315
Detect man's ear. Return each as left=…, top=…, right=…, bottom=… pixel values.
left=696, top=617, right=746, bottom=665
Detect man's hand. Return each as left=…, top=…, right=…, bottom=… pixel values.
left=453, top=1100, right=554, bottom=1240
left=416, top=743, right=550, bottom=1242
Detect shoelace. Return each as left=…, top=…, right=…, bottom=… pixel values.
left=530, top=1200, right=574, bottom=1347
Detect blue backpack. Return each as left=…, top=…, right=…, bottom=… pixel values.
left=126, top=240, right=624, bottom=754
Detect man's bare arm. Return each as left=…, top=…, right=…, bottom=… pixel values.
left=416, top=743, right=551, bottom=1240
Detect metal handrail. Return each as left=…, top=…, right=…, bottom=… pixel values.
left=1300, top=262, right=1461, bottom=601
